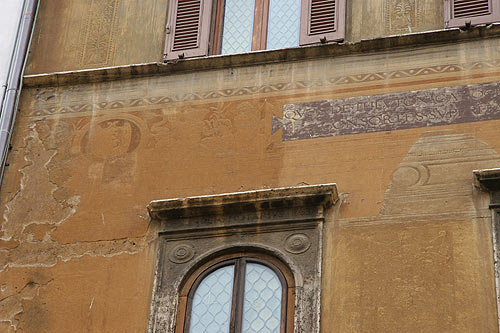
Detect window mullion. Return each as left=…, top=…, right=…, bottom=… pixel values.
left=229, top=258, right=246, bottom=333
left=212, top=0, right=225, bottom=54
left=235, top=258, right=247, bottom=333
left=251, top=0, right=269, bottom=50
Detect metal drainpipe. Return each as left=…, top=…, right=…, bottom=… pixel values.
left=0, top=0, right=39, bottom=187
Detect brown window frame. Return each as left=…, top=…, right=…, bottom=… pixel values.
left=175, top=252, right=295, bottom=333
left=164, top=0, right=346, bottom=60
left=212, top=0, right=270, bottom=54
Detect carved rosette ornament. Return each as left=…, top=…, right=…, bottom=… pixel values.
left=169, top=244, right=195, bottom=264
left=285, top=233, right=311, bottom=254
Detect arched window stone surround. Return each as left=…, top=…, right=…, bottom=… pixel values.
left=474, top=168, right=500, bottom=331
left=147, top=184, right=338, bottom=332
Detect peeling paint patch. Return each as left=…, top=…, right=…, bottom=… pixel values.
left=0, top=237, right=141, bottom=273
left=1, top=123, right=80, bottom=242
left=0, top=281, right=51, bottom=330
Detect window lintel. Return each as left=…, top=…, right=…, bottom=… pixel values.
left=147, top=183, right=337, bottom=333
left=475, top=168, right=500, bottom=209
left=147, top=183, right=338, bottom=221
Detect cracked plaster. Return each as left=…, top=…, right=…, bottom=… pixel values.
left=1, top=123, right=80, bottom=242
left=0, top=120, right=154, bottom=331
left=0, top=280, right=52, bottom=331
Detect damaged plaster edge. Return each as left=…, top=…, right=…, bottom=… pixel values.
left=1, top=124, right=38, bottom=241
left=0, top=279, right=53, bottom=331
left=23, top=24, right=500, bottom=88
left=147, top=183, right=338, bottom=220
left=1, top=122, right=81, bottom=241
left=0, top=237, right=143, bottom=273
left=0, top=250, right=141, bottom=274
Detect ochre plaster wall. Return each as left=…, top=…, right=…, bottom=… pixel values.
left=25, top=0, right=168, bottom=74
left=2, top=37, right=500, bottom=331
left=346, top=0, right=443, bottom=41
left=25, top=0, right=444, bottom=74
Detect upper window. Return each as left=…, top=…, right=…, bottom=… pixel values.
left=164, top=0, right=346, bottom=60
left=215, top=0, right=302, bottom=54
left=445, top=0, right=500, bottom=28
left=177, top=253, right=294, bottom=333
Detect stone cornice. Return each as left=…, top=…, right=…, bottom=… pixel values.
left=147, top=183, right=338, bottom=221
left=475, top=168, right=500, bottom=192
left=474, top=168, right=500, bottom=209
left=24, top=24, right=500, bottom=88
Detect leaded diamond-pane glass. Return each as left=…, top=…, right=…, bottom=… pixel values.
left=221, top=0, right=255, bottom=54
left=267, top=0, right=301, bottom=50
left=242, top=263, right=282, bottom=333
left=189, top=265, right=235, bottom=333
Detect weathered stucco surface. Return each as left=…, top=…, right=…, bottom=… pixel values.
left=346, top=0, right=443, bottom=41
left=25, top=0, right=169, bottom=74
left=25, top=0, right=444, bottom=74
left=324, top=131, right=500, bottom=332
left=2, top=33, right=500, bottom=331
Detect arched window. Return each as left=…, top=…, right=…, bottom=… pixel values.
left=149, top=184, right=337, bottom=332
left=177, top=253, right=294, bottom=333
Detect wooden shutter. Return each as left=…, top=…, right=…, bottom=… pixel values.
left=299, top=0, right=345, bottom=45
left=164, top=0, right=214, bottom=60
left=445, top=0, right=500, bottom=28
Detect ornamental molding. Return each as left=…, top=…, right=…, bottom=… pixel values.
left=147, top=184, right=338, bottom=333
left=474, top=168, right=500, bottom=209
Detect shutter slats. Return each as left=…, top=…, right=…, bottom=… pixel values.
left=300, top=0, right=344, bottom=44
left=175, top=22, right=200, bottom=31
left=445, top=0, right=499, bottom=27
left=453, top=0, right=491, bottom=18
left=172, top=0, right=201, bottom=51
left=165, top=0, right=213, bottom=60
left=309, top=0, right=336, bottom=34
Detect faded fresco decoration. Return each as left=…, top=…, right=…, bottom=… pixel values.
left=274, top=81, right=500, bottom=141
left=384, top=0, right=424, bottom=34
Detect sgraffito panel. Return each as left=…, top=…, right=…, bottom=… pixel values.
left=384, top=0, right=424, bottom=34
left=78, top=0, right=119, bottom=67
left=273, top=81, right=500, bottom=141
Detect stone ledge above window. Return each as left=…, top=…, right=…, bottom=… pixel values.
left=475, top=168, right=500, bottom=209
left=148, top=183, right=338, bottom=226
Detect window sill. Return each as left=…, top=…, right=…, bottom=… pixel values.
left=24, top=23, right=500, bottom=88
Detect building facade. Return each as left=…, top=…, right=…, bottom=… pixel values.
left=1, top=0, right=500, bottom=332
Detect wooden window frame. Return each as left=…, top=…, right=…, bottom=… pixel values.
left=212, top=0, right=345, bottom=54
left=165, top=0, right=346, bottom=60
left=176, top=252, right=295, bottom=333
left=212, top=0, right=270, bottom=54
